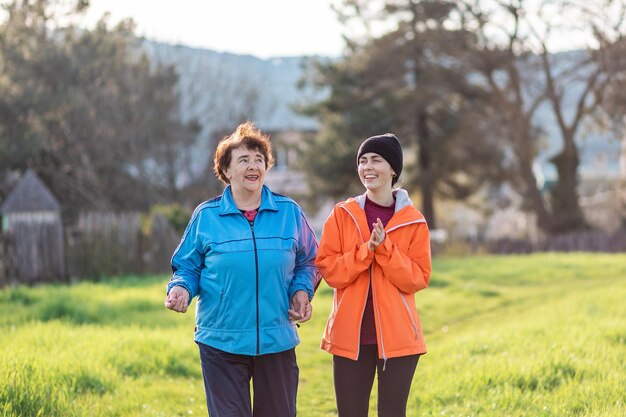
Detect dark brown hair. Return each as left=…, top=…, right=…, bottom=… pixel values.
left=213, top=121, right=274, bottom=184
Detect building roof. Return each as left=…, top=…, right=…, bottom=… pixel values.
left=0, top=169, right=61, bottom=214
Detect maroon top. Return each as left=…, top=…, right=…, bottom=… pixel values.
left=241, top=208, right=259, bottom=223
left=360, top=196, right=395, bottom=345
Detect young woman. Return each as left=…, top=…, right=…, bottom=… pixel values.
left=316, top=133, right=432, bottom=417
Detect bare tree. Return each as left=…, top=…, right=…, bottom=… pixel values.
left=459, top=0, right=625, bottom=233
left=599, top=18, right=626, bottom=226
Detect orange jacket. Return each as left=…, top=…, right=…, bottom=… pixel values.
left=316, top=190, right=431, bottom=361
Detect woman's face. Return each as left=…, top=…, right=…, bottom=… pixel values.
left=224, top=146, right=267, bottom=195
left=358, top=152, right=394, bottom=192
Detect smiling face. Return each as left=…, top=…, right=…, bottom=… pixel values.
left=358, top=152, right=395, bottom=192
left=224, top=146, right=267, bottom=195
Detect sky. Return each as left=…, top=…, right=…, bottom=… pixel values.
left=83, top=0, right=346, bottom=59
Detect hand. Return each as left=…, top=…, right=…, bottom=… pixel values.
left=368, top=218, right=385, bottom=252
left=288, top=290, right=312, bottom=324
left=164, top=286, right=190, bottom=313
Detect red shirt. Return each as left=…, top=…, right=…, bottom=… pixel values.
left=360, top=196, right=395, bottom=345
left=241, top=208, right=259, bottom=223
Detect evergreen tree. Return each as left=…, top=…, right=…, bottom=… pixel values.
left=300, top=0, right=507, bottom=228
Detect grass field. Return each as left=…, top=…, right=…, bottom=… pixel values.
left=1, top=253, right=625, bottom=416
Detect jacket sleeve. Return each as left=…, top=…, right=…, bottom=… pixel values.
left=288, top=209, right=319, bottom=301
left=315, top=206, right=374, bottom=289
left=374, top=222, right=431, bottom=294
left=167, top=211, right=202, bottom=301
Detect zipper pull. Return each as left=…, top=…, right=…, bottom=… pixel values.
left=382, top=355, right=388, bottom=371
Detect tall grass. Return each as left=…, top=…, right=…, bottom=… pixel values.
left=1, top=254, right=625, bottom=416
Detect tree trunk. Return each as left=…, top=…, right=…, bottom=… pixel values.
left=416, top=111, right=436, bottom=229
left=548, top=134, right=586, bottom=233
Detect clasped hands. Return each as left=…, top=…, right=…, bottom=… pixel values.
left=288, top=289, right=312, bottom=324
left=368, top=218, right=385, bottom=252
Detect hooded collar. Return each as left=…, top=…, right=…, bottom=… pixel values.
left=219, top=185, right=278, bottom=216
left=354, top=188, right=414, bottom=213
left=341, top=188, right=424, bottom=237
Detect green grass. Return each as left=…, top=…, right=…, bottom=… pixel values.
left=1, top=254, right=625, bottom=416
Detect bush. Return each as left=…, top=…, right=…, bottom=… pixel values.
left=149, top=204, right=191, bottom=235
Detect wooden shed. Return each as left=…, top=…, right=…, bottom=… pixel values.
left=0, top=169, right=66, bottom=283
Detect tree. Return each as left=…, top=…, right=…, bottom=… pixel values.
left=600, top=35, right=626, bottom=227
left=0, top=0, right=198, bottom=219
left=300, top=0, right=508, bottom=228
left=459, top=0, right=625, bottom=233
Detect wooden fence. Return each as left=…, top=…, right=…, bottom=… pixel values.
left=66, top=211, right=181, bottom=279
left=487, top=228, right=626, bottom=254
left=0, top=217, right=65, bottom=286
left=0, top=234, right=15, bottom=287
left=1, top=210, right=624, bottom=286
left=0, top=211, right=181, bottom=286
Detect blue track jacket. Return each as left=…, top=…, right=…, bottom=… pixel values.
left=167, top=185, right=319, bottom=356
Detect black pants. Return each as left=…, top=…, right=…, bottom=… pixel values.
left=197, top=343, right=298, bottom=417
left=333, top=345, right=420, bottom=417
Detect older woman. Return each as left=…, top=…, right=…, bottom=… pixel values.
left=164, top=122, right=319, bottom=417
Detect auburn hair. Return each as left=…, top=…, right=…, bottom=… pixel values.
left=213, top=121, right=274, bottom=184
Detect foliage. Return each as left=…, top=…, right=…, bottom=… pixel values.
left=0, top=0, right=198, bottom=219
left=1, top=254, right=625, bottom=416
left=301, top=0, right=626, bottom=234
left=299, top=0, right=511, bottom=228
left=148, top=203, right=192, bottom=235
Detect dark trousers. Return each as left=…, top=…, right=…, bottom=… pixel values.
left=197, top=343, right=298, bottom=417
left=333, top=344, right=420, bottom=417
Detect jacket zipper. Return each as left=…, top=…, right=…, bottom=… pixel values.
left=249, top=218, right=260, bottom=355
left=370, top=266, right=388, bottom=370
left=341, top=205, right=388, bottom=367
left=340, top=205, right=367, bottom=360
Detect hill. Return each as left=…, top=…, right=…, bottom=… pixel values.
left=142, top=41, right=621, bottom=183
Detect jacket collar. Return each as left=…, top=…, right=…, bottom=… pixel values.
left=219, top=185, right=278, bottom=215
left=354, top=188, right=414, bottom=213
left=342, top=188, right=424, bottom=235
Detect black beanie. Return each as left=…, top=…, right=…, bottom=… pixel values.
left=356, top=133, right=403, bottom=183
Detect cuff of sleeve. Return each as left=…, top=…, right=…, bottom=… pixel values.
left=357, top=242, right=375, bottom=263
left=289, top=284, right=314, bottom=301
left=375, top=237, right=393, bottom=259
left=167, top=279, right=194, bottom=300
